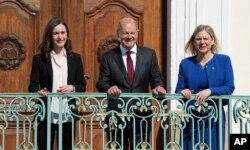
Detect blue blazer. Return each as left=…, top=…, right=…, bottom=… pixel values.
left=175, top=54, right=235, bottom=95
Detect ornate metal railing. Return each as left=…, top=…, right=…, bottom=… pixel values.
left=0, top=93, right=249, bottom=150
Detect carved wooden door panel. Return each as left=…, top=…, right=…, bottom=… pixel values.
left=0, top=0, right=165, bottom=149
left=0, top=0, right=164, bottom=93
left=0, top=0, right=38, bottom=92
left=0, top=0, right=70, bottom=150
left=0, top=0, right=64, bottom=92
left=61, top=0, right=164, bottom=92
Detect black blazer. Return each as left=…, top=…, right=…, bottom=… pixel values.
left=96, top=45, right=164, bottom=93
left=28, top=52, right=86, bottom=117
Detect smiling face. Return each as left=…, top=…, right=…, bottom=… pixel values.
left=52, top=24, right=68, bottom=50
left=194, top=30, right=214, bottom=55
left=118, top=18, right=138, bottom=50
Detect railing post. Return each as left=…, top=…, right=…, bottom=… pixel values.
left=219, top=97, right=223, bottom=150
left=228, top=96, right=232, bottom=150
left=47, top=95, right=52, bottom=150
left=58, top=94, right=63, bottom=150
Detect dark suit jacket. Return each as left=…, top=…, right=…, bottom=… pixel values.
left=96, top=45, right=164, bottom=94
left=28, top=52, right=86, bottom=116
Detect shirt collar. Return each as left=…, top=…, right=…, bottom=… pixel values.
left=50, top=48, right=67, bottom=57
left=120, top=44, right=137, bottom=55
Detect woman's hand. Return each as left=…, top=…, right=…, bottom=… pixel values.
left=180, top=89, right=193, bottom=99
left=38, top=88, right=48, bottom=97
left=57, top=85, right=75, bottom=93
left=195, top=89, right=211, bottom=104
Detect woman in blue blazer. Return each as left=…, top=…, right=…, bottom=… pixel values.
left=175, top=25, right=234, bottom=150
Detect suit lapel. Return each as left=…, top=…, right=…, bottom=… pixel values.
left=133, top=47, right=143, bottom=85
left=46, top=59, right=53, bottom=81
left=113, top=47, right=130, bottom=84
left=67, top=55, right=74, bottom=83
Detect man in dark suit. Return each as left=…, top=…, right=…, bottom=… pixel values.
left=28, top=18, right=86, bottom=150
left=96, top=16, right=166, bottom=150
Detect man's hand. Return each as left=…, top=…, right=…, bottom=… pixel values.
left=107, top=86, right=122, bottom=96
left=152, top=86, right=166, bottom=95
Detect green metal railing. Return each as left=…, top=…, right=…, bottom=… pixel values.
left=0, top=93, right=249, bottom=150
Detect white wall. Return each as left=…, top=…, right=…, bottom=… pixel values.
left=169, top=0, right=228, bottom=94
left=170, top=0, right=250, bottom=95
left=227, top=1, right=250, bottom=133
left=169, top=0, right=228, bottom=108
left=169, top=0, right=250, bottom=134
left=227, top=0, right=250, bottom=95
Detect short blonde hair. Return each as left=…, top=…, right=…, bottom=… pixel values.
left=185, top=25, right=219, bottom=55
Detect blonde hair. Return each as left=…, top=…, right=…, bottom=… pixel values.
left=185, top=25, right=219, bottom=55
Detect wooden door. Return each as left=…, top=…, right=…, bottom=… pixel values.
left=0, top=0, right=165, bottom=149
left=0, top=0, right=165, bottom=92
left=76, top=0, right=164, bottom=92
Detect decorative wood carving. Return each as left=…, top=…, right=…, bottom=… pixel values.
left=82, top=0, right=145, bottom=93
left=0, top=0, right=40, bottom=15
left=97, top=35, right=120, bottom=63
left=83, top=0, right=144, bottom=50
left=0, top=33, right=25, bottom=70
left=84, top=0, right=144, bottom=16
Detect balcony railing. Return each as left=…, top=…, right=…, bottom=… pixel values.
left=0, top=93, right=249, bottom=150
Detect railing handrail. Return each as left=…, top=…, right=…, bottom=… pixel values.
left=0, top=93, right=249, bottom=150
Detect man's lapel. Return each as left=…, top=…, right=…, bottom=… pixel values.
left=113, top=47, right=130, bottom=84
left=133, top=47, right=143, bottom=85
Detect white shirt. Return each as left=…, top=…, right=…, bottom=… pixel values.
left=120, top=44, right=137, bottom=71
left=50, top=50, right=69, bottom=124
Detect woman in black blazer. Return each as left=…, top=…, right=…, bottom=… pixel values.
left=28, top=17, right=86, bottom=150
